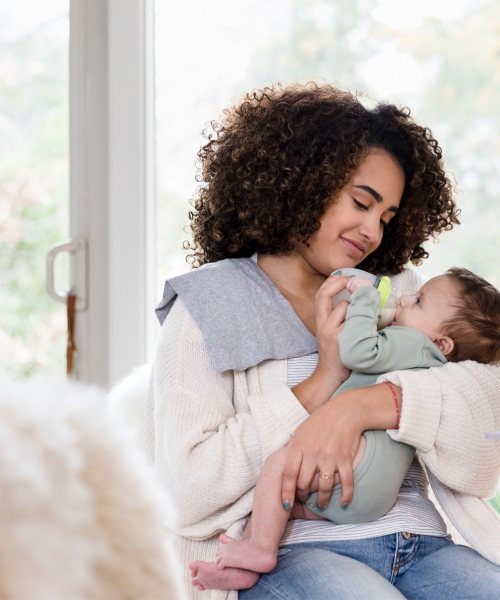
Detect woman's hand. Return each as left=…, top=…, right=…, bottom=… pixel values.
left=292, top=275, right=351, bottom=412
left=315, top=274, right=352, bottom=388
left=282, top=383, right=402, bottom=509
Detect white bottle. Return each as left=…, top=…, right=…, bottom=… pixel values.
left=331, top=267, right=399, bottom=330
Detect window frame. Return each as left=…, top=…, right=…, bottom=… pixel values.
left=70, top=0, right=156, bottom=388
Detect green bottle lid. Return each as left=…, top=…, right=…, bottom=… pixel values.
left=377, top=276, right=392, bottom=310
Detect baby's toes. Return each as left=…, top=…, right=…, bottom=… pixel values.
left=219, top=533, right=235, bottom=544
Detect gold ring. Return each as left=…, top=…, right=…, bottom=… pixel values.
left=318, top=472, right=335, bottom=479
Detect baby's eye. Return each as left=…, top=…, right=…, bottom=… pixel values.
left=416, top=297, right=421, bottom=306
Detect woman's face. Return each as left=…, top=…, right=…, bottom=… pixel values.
left=296, top=149, right=405, bottom=276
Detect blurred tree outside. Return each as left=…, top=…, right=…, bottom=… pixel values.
left=0, top=2, right=69, bottom=381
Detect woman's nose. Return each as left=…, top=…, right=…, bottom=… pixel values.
left=358, top=214, right=381, bottom=244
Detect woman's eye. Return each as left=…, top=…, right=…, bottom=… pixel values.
left=354, top=199, right=368, bottom=211
left=380, top=220, right=389, bottom=230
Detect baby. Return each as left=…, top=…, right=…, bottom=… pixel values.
left=190, top=267, right=500, bottom=592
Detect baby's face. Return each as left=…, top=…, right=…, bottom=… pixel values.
left=393, top=275, right=458, bottom=339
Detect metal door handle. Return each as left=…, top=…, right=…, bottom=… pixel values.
left=46, top=236, right=87, bottom=310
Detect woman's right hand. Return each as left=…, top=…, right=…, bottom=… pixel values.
left=314, top=274, right=352, bottom=388
left=292, top=275, right=351, bottom=412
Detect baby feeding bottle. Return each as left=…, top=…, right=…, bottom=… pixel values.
left=331, top=268, right=399, bottom=330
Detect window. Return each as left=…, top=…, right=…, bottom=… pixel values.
left=0, top=0, right=69, bottom=380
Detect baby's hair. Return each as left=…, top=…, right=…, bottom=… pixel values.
left=443, top=267, right=500, bottom=364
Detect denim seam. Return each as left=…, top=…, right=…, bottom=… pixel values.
left=393, top=537, right=420, bottom=573
left=389, top=534, right=400, bottom=584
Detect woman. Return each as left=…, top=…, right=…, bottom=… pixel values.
left=146, top=82, right=500, bottom=599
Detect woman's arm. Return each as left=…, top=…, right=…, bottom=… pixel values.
left=282, top=360, right=500, bottom=511
left=291, top=275, right=351, bottom=412
left=381, top=362, right=500, bottom=497
left=148, top=298, right=309, bottom=540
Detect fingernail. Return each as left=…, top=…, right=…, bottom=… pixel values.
left=349, top=275, right=356, bottom=279
left=332, top=270, right=342, bottom=276
left=341, top=503, right=348, bottom=510
left=283, top=500, right=291, bottom=510
left=315, top=505, right=325, bottom=512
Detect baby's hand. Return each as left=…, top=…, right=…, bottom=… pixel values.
left=346, top=276, right=373, bottom=294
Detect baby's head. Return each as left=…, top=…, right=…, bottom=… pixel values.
left=395, top=268, right=500, bottom=364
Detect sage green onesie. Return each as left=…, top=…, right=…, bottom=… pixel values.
left=306, top=285, right=447, bottom=524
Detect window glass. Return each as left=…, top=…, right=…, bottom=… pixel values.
left=0, top=0, right=69, bottom=380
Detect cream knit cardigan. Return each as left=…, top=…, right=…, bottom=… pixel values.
left=145, top=269, right=500, bottom=600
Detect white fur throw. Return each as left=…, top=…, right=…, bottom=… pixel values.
left=106, top=364, right=151, bottom=455
left=0, top=376, right=185, bottom=600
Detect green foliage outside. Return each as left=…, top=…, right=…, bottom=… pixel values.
left=0, top=8, right=69, bottom=380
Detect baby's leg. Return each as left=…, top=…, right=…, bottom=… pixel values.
left=215, top=446, right=291, bottom=573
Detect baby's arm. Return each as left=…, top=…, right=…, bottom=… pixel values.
left=339, top=282, right=426, bottom=374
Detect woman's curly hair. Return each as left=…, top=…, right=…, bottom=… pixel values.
left=186, top=81, right=459, bottom=274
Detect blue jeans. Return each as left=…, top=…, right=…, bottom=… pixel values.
left=238, top=534, right=500, bottom=599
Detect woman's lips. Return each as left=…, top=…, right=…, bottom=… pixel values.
left=340, top=236, right=365, bottom=257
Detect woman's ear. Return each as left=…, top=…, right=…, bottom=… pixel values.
left=434, top=334, right=454, bottom=357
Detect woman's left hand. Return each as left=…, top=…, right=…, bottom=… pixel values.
left=281, top=383, right=402, bottom=509
left=281, top=392, right=363, bottom=509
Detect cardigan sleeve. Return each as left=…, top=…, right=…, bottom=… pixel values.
left=145, top=298, right=308, bottom=541
left=379, top=361, right=500, bottom=498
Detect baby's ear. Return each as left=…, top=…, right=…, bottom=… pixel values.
left=434, top=335, right=454, bottom=357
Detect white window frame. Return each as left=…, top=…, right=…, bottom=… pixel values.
left=70, top=0, right=156, bottom=388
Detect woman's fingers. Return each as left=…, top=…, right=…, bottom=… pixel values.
left=329, top=299, right=349, bottom=327
left=314, top=457, right=354, bottom=509
left=295, top=457, right=321, bottom=502
left=337, top=461, right=354, bottom=507
left=315, top=470, right=336, bottom=508
left=316, top=275, right=349, bottom=323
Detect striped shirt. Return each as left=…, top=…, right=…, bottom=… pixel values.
left=281, top=352, right=450, bottom=545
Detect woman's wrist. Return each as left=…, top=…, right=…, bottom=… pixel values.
left=292, top=368, right=339, bottom=413
left=343, top=382, right=402, bottom=431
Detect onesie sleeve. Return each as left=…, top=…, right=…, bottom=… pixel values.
left=338, top=286, right=430, bottom=373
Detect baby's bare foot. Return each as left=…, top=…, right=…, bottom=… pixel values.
left=217, top=538, right=277, bottom=573
left=189, top=560, right=259, bottom=591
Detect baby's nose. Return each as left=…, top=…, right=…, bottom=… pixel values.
left=399, top=295, right=410, bottom=307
